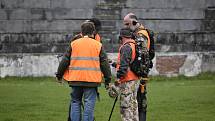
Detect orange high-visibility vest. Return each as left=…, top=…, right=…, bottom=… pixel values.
left=63, top=36, right=102, bottom=83
left=116, top=39, right=139, bottom=83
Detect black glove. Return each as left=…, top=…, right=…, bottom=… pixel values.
left=55, top=72, right=62, bottom=83
left=105, top=83, right=110, bottom=90
left=104, top=78, right=111, bottom=90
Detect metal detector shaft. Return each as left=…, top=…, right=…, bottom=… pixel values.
left=108, top=96, right=118, bottom=121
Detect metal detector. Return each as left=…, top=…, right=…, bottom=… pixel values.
left=108, top=96, right=118, bottom=121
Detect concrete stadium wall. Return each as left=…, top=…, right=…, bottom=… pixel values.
left=0, top=0, right=215, bottom=77
left=1, top=52, right=215, bottom=77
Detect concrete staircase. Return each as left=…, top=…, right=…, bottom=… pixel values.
left=93, top=0, right=126, bottom=52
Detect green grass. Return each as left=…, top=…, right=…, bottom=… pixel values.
left=0, top=73, right=215, bottom=121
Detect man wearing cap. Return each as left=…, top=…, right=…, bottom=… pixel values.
left=56, top=21, right=111, bottom=121
left=116, top=27, right=140, bottom=121
left=123, top=13, right=155, bottom=121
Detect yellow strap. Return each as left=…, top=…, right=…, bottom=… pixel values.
left=140, top=83, right=145, bottom=93
left=140, top=77, right=149, bottom=81
left=139, top=77, right=149, bottom=93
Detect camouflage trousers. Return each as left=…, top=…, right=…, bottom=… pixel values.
left=119, top=80, right=139, bottom=121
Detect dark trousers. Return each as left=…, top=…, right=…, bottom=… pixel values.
left=137, top=84, right=147, bottom=121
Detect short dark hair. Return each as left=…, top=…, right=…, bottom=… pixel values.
left=89, top=18, right=101, bottom=32
left=81, top=22, right=95, bottom=36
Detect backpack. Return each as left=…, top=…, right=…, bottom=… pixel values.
left=129, top=29, right=154, bottom=77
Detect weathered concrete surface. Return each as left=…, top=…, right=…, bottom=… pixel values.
left=0, top=53, right=59, bottom=77
left=0, top=0, right=51, bottom=9
left=1, top=32, right=214, bottom=53
left=0, top=0, right=215, bottom=77
left=1, top=52, right=214, bottom=77
left=126, top=0, right=206, bottom=9
left=0, top=9, right=94, bottom=20
left=201, top=52, right=215, bottom=72
left=122, top=9, right=205, bottom=19
left=105, top=52, right=215, bottom=77
left=0, top=33, right=68, bottom=53
left=179, top=53, right=202, bottom=77
left=156, top=55, right=187, bottom=76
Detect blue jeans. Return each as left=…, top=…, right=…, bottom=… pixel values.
left=70, top=86, right=97, bottom=121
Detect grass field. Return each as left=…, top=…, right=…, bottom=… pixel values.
left=0, top=73, right=215, bottom=121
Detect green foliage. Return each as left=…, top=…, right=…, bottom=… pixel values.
left=0, top=72, right=215, bottom=121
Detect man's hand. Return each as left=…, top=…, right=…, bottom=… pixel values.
left=105, top=82, right=110, bottom=90
left=55, top=72, right=63, bottom=84
left=107, top=83, right=120, bottom=98
left=114, top=79, right=120, bottom=86
left=56, top=77, right=63, bottom=84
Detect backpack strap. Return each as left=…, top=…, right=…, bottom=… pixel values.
left=134, top=26, right=152, bottom=40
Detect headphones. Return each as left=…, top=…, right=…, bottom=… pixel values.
left=132, top=21, right=138, bottom=26
left=124, top=20, right=138, bottom=26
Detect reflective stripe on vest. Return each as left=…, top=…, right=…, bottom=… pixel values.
left=63, top=37, right=102, bottom=83
left=71, top=57, right=99, bottom=61
left=69, top=67, right=101, bottom=71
